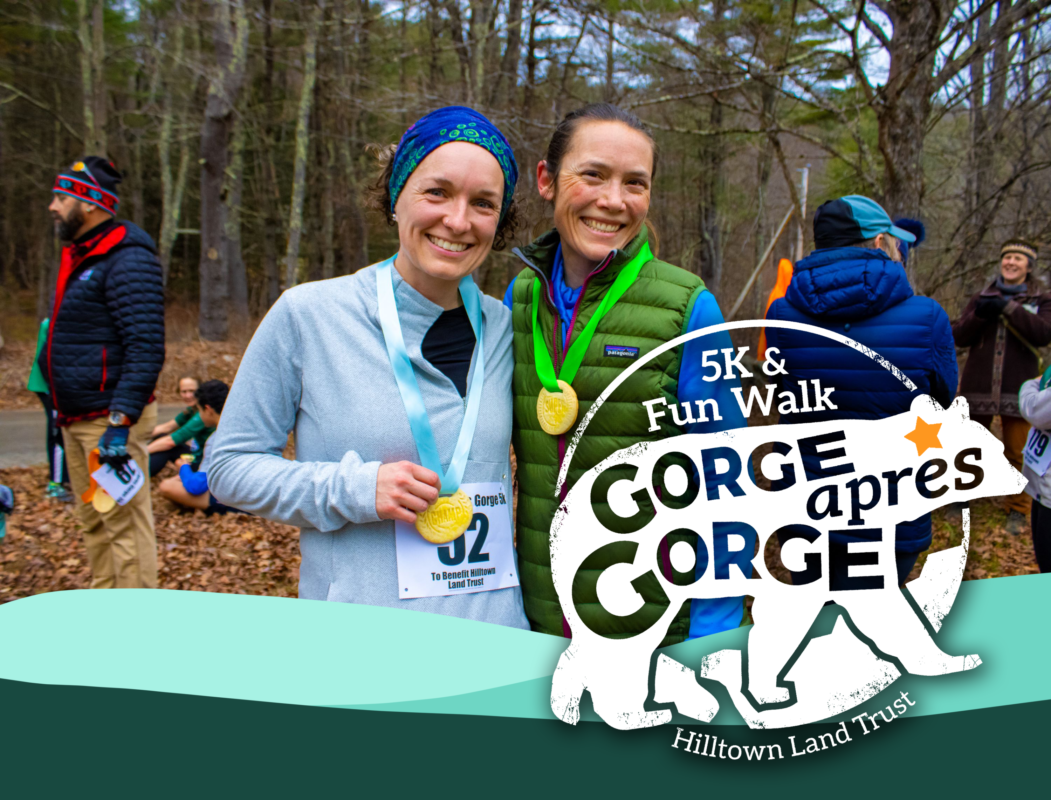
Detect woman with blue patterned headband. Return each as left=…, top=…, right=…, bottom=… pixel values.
left=206, top=107, right=529, bottom=629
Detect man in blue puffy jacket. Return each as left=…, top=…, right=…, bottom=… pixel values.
left=765, top=195, right=958, bottom=588
left=44, top=157, right=165, bottom=589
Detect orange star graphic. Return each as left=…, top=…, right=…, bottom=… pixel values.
left=904, top=417, right=942, bottom=456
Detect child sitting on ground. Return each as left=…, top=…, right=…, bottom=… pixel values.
left=148, top=375, right=206, bottom=476
left=158, top=380, right=239, bottom=515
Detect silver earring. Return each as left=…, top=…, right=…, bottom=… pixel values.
left=392, top=213, right=398, bottom=221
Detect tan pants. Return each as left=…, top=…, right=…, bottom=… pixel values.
left=62, top=403, right=158, bottom=588
left=974, top=414, right=1033, bottom=516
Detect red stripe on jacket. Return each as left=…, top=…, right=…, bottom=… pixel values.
left=46, top=224, right=128, bottom=418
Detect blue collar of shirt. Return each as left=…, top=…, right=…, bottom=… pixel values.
left=551, top=245, right=583, bottom=347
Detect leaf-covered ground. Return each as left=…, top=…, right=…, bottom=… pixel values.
left=1, top=464, right=1040, bottom=606
left=0, top=465, right=299, bottom=602
left=0, top=336, right=247, bottom=411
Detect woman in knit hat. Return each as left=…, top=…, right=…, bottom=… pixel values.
left=953, top=239, right=1051, bottom=535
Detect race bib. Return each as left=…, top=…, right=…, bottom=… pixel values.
left=1023, top=427, right=1051, bottom=476
left=90, top=459, right=146, bottom=506
left=395, top=482, right=520, bottom=600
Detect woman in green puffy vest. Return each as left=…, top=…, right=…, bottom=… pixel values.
left=502, top=103, right=752, bottom=646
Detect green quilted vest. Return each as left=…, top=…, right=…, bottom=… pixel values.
left=510, top=226, right=706, bottom=647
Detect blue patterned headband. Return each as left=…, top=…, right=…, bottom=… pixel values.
left=389, top=106, right=518, bottom=223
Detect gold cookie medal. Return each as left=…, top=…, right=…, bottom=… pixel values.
left=416, top=489, right=473, bottom=544
left=537, top=379, right=578, bottom=435
left=92, top=488, right=116, bottom=513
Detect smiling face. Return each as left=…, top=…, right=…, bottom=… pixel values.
left=393, top=141, right=504, bottom=308
left=1001, top=251, right=1029, bottom=285
left=178, top=378, right=199, bottom=406
left=538, top=120, right=654, bottom=279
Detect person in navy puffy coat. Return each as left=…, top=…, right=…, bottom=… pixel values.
left=765, top=195, right=958, bottom=588
left=43, top=157, right=164, bottom=589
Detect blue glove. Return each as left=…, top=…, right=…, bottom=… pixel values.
left=0, top=484, right=14, bottom=514
left=0, top=484, right=14, bottom=539
left=98, top=425, right=131, bottom=467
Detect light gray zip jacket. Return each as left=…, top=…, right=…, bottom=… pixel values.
left=1019, top=376, right=1051, bottom=508
left=207, top=264, right=530, bottom=629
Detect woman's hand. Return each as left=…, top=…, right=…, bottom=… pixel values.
left=975, top=295, right=1009, bottom=319
left=376, top=461, right=440, bottom=523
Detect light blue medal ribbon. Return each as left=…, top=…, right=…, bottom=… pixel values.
left=375, top=256, right=485, bottom=496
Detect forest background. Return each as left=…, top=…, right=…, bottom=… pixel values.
left=0, top=0, right=1049, bottom=346
left=1, top=0, right=1049, bottom=599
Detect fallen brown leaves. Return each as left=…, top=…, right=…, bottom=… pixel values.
left=0, top=342, right=36, bottom=410
left=0, top=465, right=300, bottom=602
left=1, top=465, right=1042, bottom=607
left=0, top=339, right=248, bottom=412
left=923, top=498, right=1040, bottom=581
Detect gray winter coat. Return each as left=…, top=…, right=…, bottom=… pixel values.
left=1019, top=376, right=1051, bottom=508
left=207, top=265, right=530, bottom=630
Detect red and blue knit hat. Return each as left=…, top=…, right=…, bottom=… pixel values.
left=52, top=156, right=121, bottom=214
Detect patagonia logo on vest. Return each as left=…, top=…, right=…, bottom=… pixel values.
left=605, top=344, right=639, bottom=359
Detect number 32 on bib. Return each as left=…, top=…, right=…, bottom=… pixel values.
left=394, top=482, right=520, bottom=599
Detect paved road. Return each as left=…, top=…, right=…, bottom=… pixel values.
left=0, top=404, right=182, bottom=468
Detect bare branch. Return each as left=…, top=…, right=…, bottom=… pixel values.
left=0, top=81, right=83, bottom=141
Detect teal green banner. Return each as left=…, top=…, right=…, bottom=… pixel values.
left=0, top=573, right=1048, bottom=724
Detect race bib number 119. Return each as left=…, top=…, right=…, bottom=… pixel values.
left=1024, top=427, right=1051, bottom=476
left=394, top=481, right=520, bottom=600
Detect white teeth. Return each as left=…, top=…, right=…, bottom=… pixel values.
left=428, top=235, right=469, bottom=252
left=583, top=219, right=620, bottom=233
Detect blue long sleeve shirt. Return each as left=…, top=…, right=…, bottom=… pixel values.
left=504, top=248, right=752, bottom=638
left=180, top=464, right=209, bottom=496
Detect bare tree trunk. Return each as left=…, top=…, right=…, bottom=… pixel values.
left=322, top=140, right=336, bottom=280
left=76, top=0, right=106, bottom=154
left=284, top=2, right=322, bottom=289
left=91, top=0, right=106, bottom=152
left=158, top=3, right=184, bottom=285
left=879, top=2, right=944, bottom=229
left=483, top=0, right=501, bottom=89
left=446, top=0, right=472, bottom=104
left=696, top=98, right=724, bottom=290
left=398, top=2, right=408, bottom=121
left=604, top=13, right=615, bottom=102
left=226, top=110, right=248, bottom=318
left=524, top=1, right=542, bottom=118
left=38, top=84, right=63, bottom=319
left=696, top=0, right=728, bottom=291
left=260, top=0, right=281, bottom=309
left=491, top=0, right=523, bottom=106
left=427, top=0, right=444, bottom=94
left=965, top=2, right=1014, bottom=265
left=198, top=0, right=249, bottom=341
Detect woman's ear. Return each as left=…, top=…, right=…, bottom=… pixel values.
left=537, top=160, right=556, bottom=202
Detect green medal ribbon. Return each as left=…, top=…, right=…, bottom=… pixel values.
left=531, top=242, right=653, bottom=392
